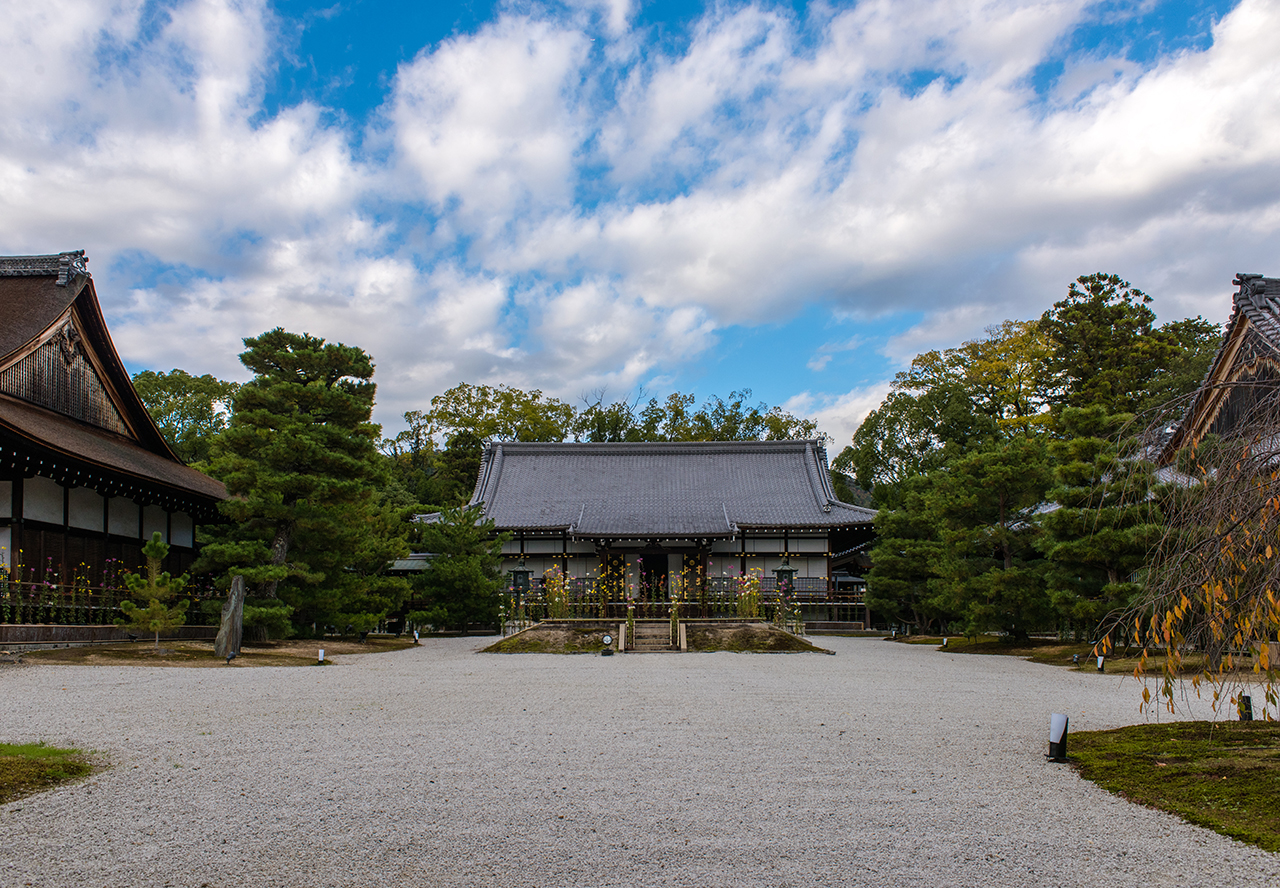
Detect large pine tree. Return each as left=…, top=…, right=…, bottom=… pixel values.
left=196, top=329, right=408, bottom=634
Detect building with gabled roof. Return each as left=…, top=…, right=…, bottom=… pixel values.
left=452, top=439, right=876, bottom=623
left=0, top=251, right=226, bottom=585
left=1160, top=273, right=1280, bottom=463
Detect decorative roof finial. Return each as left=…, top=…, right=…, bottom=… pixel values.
left=57, top=250, right=89, bottom=287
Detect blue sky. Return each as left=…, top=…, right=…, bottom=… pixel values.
left=1, top=0, right=1274, bottom=444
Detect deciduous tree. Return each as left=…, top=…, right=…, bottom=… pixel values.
left=132, top=369, right=239, bottom=465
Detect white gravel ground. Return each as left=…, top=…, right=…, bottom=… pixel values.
left=2, top=637, right=1278, bottom=887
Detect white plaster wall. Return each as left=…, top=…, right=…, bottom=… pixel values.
left=0, top=526, right=10, bottom=572
left=0, top=480, right=11, bottom=518
left=523, top=539, right=561, bottom=554
left=22, top=475, right=63, bottom=525
left=709, top=539, right=739, bottom=554
left=789, top=537, right=828, bottom=553
left=170, top=512, right=194, bottom=548
left=109, top=498, right=139, bottom=538
left=707, top=556, right=741, bottom=579
left=567, top=556, right=596, bottom=580
left=68, top=486, right=105, bottom=531
left=745, top=538, right=785, bottom=553
left=142, top=505, right=167, bottom=542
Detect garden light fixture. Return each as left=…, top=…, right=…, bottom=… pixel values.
left=1239, top=695, right=1253, bottom=721
left=1046, top=713, right=1068, bottom=762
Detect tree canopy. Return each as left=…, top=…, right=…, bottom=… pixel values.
left=195, top=328, right=409, bottom=635
left=132, top=369, right=239, bottom=465
left=856, top=272, right=1223, bottom=641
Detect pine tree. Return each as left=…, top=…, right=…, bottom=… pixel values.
left=1039, top=407, right=1161, bottom=640
left=117, top=533, right=189, bottom=648
left=926, top=436, right=1054, bottom=640
left=408, top=504, right=508, bottom=632
left=196, top=329, right=408, bottom=634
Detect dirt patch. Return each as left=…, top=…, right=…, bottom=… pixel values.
left=686, top=623, right=832, bottom=653
left=17, top=636, right=416, bottom=668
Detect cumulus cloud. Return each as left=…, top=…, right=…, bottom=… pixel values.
left=784, top=382, right=894, bottom=448
left=3, top=0, right=1279, bottom=437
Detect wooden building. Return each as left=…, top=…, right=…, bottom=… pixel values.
left=451, top=439, right=877, bottom=624
left=0, top=251, right=226, bottom=585
left=1160, top=273, right=1280, bottom=462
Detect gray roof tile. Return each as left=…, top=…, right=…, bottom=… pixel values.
left=471, top=440, right=875, bottom=535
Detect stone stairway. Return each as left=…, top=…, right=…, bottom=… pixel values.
left=629, top=621, right=675, bottom=652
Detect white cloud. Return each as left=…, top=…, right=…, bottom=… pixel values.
left=784, top=382, right=894, bottom=448
left=4, top=0, right=1280, bottom=436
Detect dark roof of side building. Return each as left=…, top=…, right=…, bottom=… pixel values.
left=0, top=251, right=226, bottom=511
left=1160, top=273, right=1280, bottom=463
left=466, top=440, right=876, bottom=536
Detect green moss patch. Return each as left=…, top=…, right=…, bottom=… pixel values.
left=901, top=635, right=1151, bottom=671
left=686, top=624, right=831, bottom=654
left=484, top=623, right=617, bottom=654
left=20, top=637, right=416, bottom=667
left=0, top=742, right=93, bottom=804
left=1070, top=721, right=1280, bottom=852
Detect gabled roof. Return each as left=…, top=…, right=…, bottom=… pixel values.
left=469, top=440, right=876, bottom=536
left=0, top=251, right=226, bottom=511
left=1160, top=273, right=1280, bottom=462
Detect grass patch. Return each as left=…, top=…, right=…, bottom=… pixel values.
left=19, top=636, right=416, bottom=668
left=686, top=624, right=832, bottom=654
left=1070, top=721, right=1280, bottom=851
left=0, top=742, right=93, bottom=804
left=484, top=624, right=616, bottom=654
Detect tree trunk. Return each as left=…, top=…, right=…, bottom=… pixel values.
left=261, top=523, right=294, bottom=599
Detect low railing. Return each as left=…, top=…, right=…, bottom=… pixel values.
left=0, top=579, right=221, bottom=626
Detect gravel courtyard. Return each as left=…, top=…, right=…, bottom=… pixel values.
left=2, top=637, right=1277, bottom=887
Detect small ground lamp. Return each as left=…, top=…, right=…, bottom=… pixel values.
left=601, top=634, right=614, bottom=656
left=1239, top=695, right=1253, bottom=721
left=1096, top=655, right=1105, bottom=672
left=318, top=648, right=325, bottom=665
left=1046, top=713, right=1069, bottom=762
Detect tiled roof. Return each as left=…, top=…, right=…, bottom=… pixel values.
left=0, top=251, right=227, bottom=508
left=1232, top=273, right=1280, bottom=348
left=1160, top=273, right=1280, bottom=461
left=470, top=440, right=875, bottom=535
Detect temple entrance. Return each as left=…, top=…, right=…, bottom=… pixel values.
left=637, top=552, right=668, bottom=601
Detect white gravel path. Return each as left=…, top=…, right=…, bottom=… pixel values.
left=2, top=637, right=1277, bottom=887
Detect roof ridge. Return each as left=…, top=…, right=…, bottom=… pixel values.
left=0, top=251, right=89, bottom=287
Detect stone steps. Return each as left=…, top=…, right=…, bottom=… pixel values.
left=628, top=622, right=675, bottom=652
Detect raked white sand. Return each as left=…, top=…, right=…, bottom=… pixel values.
left=2, top=637, right=1277, bottom=887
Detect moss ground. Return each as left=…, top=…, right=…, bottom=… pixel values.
left=16, top=636, right=415, bottom=667
left=686, top=624, right=831, bottom=653
left=484, top=622, right=832, bottom=654
left=0, top=742, right=93, bottom=805
left=484, top=624, right=616, bottom=653
left=899, top=634, right=1182, bottom=673
left=1069, top=721, right=1280, bottom=852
